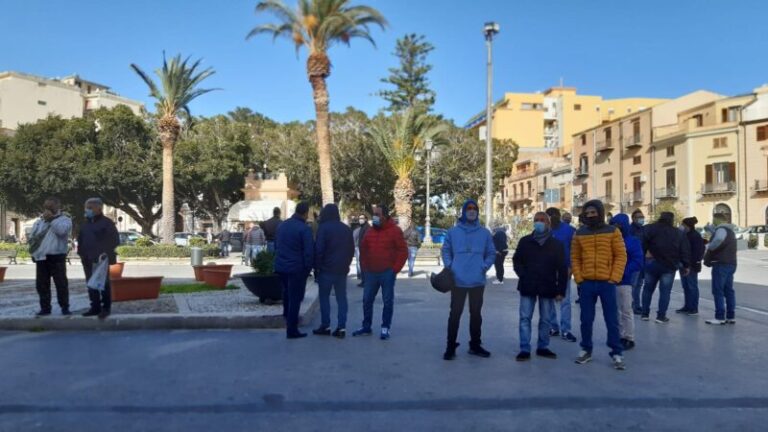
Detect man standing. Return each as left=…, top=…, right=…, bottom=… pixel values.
left=512, top=212, right=568, bottom=361
left=275, top=203, right=314, bottom=339
left=545, top=207, right=577, bottom=342
left=77, top=198, right=120, bottom=319
left=491, top=226, right=509, bottom=285
left=630, top=210, right=646, bottom=314
left=313, top=204, right=355, bottom=338
left=243, top=222, right=266, bottom=264
left=640, top=212, right=691, bottom=323
left=562, top=212, right=573, bottom=226
left=354, top=205, right=407, bottom=340
left=403, top=223, right=422, bottom=278
left=353, top=214, right=370, bottom=285
left=262, top=207, right=283, bottom=253
left=30, top=197, right=72, bottom=316
left=609, top=214, right=644, bottom=350
left=441, top=200, right=496, bottom=360
left=677, top=217, right=705, bottom=315
left=218, top=228, right=231, bottom=257
left=703, top=222, right=738, bottom=325
left=572, top=200, right=627, bottom=370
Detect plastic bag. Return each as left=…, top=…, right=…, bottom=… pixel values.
left=86, top=254, right=109, bottom=291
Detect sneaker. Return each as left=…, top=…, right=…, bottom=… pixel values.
left=81, top=310, right=100, bottom=317
left=611, top=354, right=626, bottom=370
left=468, top=345, right=491, bottom=358
left=705, top=319, right=727, bottom=325
left=352, top=328, right=372, bottom=336
left=61, top=309, right=72, bottom=316
left=491, top=280, right=504, bottom=285
left=655, top=316, right=670, bottom=324
left=380, top=327, right=391, bottom=340
left=549, top=329, right=560, bottom=337
left=35, top=310, right=51, bottom=317
left=561, top=332, right=578, bottom=343
left=687, top=310, right=699, bottom=316
left=286, top=332, right=308, bottom=339
left=621, top=339, right=636, bottom=351
left=575, top=350, right=592, bottom=364
left=332, top=328, right=346, bottom=339
left=536, top=348, right=557, bottom=359
left=313, top=327, right=331, bottom=336
left=640, top=314, right=650, bottom=321
left=443, top=342, right=460, bottom=361
left=98, top=310, right=111, bottom=320
left=675, top=308, right=689, bottom=314
left=516, top=351, right=531, bottom=362
left=726, top=319, right=736, bottom=325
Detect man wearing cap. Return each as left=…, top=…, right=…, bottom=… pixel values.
left=275, top=202, right=314, bottom=339
left=703, top=220, right=738, bottom=325
left=677, top=217, right=705, bottom=315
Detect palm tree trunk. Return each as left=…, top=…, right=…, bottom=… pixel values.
left=394, top=175, right=414, bottom=231
left=309, top=74, right=334, bottom=205
left=160, top=144, right=175, bottom=244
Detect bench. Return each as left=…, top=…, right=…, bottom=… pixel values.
left=415, top=248, right=442, bottom=266
left=0, top=249, right=17, bottom=265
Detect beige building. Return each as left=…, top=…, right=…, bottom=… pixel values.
left=740, top=85, right=768, bottom=226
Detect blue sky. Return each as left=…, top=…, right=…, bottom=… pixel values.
left=2, top=0, right=767, bottom=124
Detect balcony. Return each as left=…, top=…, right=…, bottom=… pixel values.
left=752, top=180, right=768, bottom=193
left=624, top=134, right=643, bottom=149
left=595, top=138, right=614, bottom=153
left=656, top=187, right=678, bottom=199
left=575, top=166, right=589, bottom=178
left=623, top=191, right=644, bottom=203
left=573, top=194, right=588, bottom=208
left=508, top=194, right=533, bottom=204
left=701, top=182, right=737, bottom=195
left=599, top=195, right=615, bottom=205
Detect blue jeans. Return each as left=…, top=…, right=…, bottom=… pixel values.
left=641, top=260, right=676, bottom=318
left=680, top=270, right=699, bottom=312
left=632, top=265, right=645, bottom=312
left=407, top=247, right=418, bottom=276
left=519, top=295, right=554, bottom=353
left=355, top=247, right=361, bottom=278
left=548, top=277, right=572, bottom=334
left=279, top=271, right=308, bottom=335
left=267, top=241, right=276, bottom=253
left=579, top=280, right=622, bottom=356
left=362, top=269, right=396, bottom=330
left=318, top=272, right=348, bottom=329
left=220, top=241, right=230, bottom=257
left=711, top=263, right=737, bottom=320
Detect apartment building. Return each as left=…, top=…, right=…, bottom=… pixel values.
left=739, top=85, right=768, bottom=226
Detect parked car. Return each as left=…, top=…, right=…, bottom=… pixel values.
left=748, top=225, right=768, bottom=234
left=415, top=227, right=447, bottom=244
left=119, top=231, right=156, bottom=246
left=229, top=232, right=244, bottom=253
left=174, top=232, right=195, bottom=247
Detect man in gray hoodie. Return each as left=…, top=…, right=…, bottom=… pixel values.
left=29, top=197, right=72, bottom=316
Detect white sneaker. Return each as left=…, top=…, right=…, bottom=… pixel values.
left=706, top=319, right=727, bottom=325
left=491, top=280, right=504, bottom=285
left=380, top=327, right=391, bottom=340
left=612, top=354, right=626, bottom=370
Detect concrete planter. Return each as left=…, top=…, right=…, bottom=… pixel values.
left=111, top=276, right=163, bottom=302
left=193, top=264, right=233, bottom=282
left=109, top=262, right=125, bottom=280
left=238, top=272, right=282, bottom=303
left=202, top=269, right=231, bottom=289
left=0, top=266, right=6, bottom=283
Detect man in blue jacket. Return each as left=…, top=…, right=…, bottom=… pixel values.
left=313, top=204, right=355, bottom=338
left=77, top=198, right=119, bottom=319
left=610, top=214, right=644, bottom=350
left=275, top=202, right=314, bottom=339
left=545, top=207, right=577, bottom=343
left=441, top=199, right=496, bottom=360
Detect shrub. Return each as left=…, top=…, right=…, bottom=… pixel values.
left=748, top=234, right=758, bottom=249
left=116, top=244, right=219, bottom=258
left=188, top=237, right=207, bottom=247
left=0, top=242, right=30, bottom=259
left=134, top=237, right=154, bottom=247
left=251, top=250, right=276, bottom=275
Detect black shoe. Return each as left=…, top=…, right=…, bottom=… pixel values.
left=516, top=351, right=531, bottom=361
left=61, top=309, right=72, bottom=316
left=655, top=316, right=670, bottom=324
left=98, top=310, right=111, bottom=320
left=287, top=332, right=308, bottom=339
left=468, top=345, right=491, bottom=358
left=675, top=308, right=689, bottom=314
left=561, top=332, right=578, bottom=343
left=443, top=342, right=460, bottom=361
left=622, top=339, right=636, bottom=351
left=332, top=328, right=346, bottom=339
left=35, top=310, right=51, bottom=317
left=82, top=309, right=100, bottom=317
left=313, top=327, right=331, bottom=336
left=687, top=310, right=699, bottom=316
left=633, top=309, right=643, bottom=316
left=549, top=329, right=560, bottom=337
left=641, top=314, right=650, bottom=321
left=536, top=348, right=558, bottom=359
left=357, top=283, right=364, bottom=288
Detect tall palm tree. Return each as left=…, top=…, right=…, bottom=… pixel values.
left=370, top=108, right=446, bottom=230
left=247, top=0, right=387, bottom=205
left=130, top=53, right=217, bottom=244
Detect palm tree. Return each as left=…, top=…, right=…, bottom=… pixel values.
left=370, top=108, right=446, bottom=230
left=130, top=53, right=217, bottom=244
left=247, top=0, right=387, bottom=205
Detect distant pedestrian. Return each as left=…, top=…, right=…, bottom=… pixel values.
left=30, top=197, right=72, bottom=317
left=491, top=226, right=508, bottom=285
left=244, top=222, right=266, bottom=263
left=77, top=198, right=120, bottom=319
left=677, top=217, right=705, bottom=316
left=352, top=214, right=370, bottom=284
left=572, top=200, right=627, bottom=370
left=703, top=222, right=738, bottom=325
left=640, top=212, right=691, bottom=323
left=218, top=228, right=231, bottom=257
left=262, top=207, right=283, bottom=253
left=313, top=204, right=355, bottom=338
left=545, top=207, right=577, bottom=343
left=275, top=202, right=314, bottom=339
left=354, top=204, right=408, bottom=340
left=630, top=209, right=646, bottom=314
left=512, top=212, right=568, bottom=361
left=609, top=214, right=644, bottom=351
left=562, top=212, right=573, bottom=226
left=441, top=200, right=496, bottom=360
left=403, top=223, right=422, bottom=277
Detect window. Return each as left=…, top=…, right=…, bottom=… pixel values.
left=667, top=146, right=675, bottom=157
left=604, top=128, right=612, bottom=140
left=579, top=155, right=588, bottom=173
left=581, top=183, right=588, bottom=195
left=37, top=100, right=47, bottom=106
left=706, top=162, right=736, bottom=184
left=721, top=106, right=739, bottom=123
left=574, top=104, right=582, bottom=111
left=666, top=168, right=676, bottom=188
left=605, top=179, right=613, bottom=200
left=693, top=114, right=704, bottom=127
left=512, top=185, right=517, bottom=198
left=608, top=108, right=615, bottom=115
left=521, top=103, right=543, bottom=110
left=632, top=120, right=640, bottom=136
left=560, top=186, right=565, bottom=202
left=757, top=125, right=768, bottom=141
left=527, top=181, right=532, bottom=196
left=633, top=155, right=641, bottom=165
left=713, top=137, right=728, bottom=149
left=581, top=134, right=587, bottom=146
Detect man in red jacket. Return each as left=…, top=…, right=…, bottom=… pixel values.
left=353, top=204, right=408, bottom=340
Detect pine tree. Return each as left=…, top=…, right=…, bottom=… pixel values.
left=379, top=34, right=436, bottom=112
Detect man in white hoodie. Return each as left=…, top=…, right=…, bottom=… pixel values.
left=29, top=197, right=73, bottom=316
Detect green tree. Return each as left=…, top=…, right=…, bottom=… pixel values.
left=247, top=0, right=388, bottom=206
left=131, top=53, right=217, bottom=243
left=378, top=34, right=436, bottom=112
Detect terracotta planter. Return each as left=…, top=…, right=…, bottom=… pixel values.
left=0, top=266, right=6, bottom=283
left=109, top=262, right=125, bottom=280
left=193, top=264, right=233, bottom=282
left=111, top=276, right=163, bottom=302
left=202, top=269, right=230, bottom=289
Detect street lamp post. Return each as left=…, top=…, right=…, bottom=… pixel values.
left=484, top=21, right=500, bottom=229
left=424, top=139, right=434, bottom=245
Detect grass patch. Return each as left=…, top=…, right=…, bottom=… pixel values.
left=160, top=283, right=238, bottom=294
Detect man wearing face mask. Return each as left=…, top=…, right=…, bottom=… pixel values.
left=571, top=200, right=627, bottom=370
left=512, top=212, right=568, bottom=361
left=544, top=207, right=577, bottom=343
left=354, top=205, right=408, bottom=340
left=630, top=210, right=646, bottom=314
left=77, top=198, right=120, bottom=318
left=677, top=217, right=705, bottom=315
left=352, top=214, right=370, bottom=285
left=30, top=197, right=73, bottom=316
left=441, top=200, right=497, bottom=360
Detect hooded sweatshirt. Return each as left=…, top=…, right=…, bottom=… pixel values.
left=550, top=219, right=575, bottom=267
left=359, top=217, right=408, bottom=274
left=609, top=214, right=644, bottom=286
left=441, top=200, right=496, bottom=288
left=571, top=200, right=627, bottom=284
left=314, top=204, right=355, bottom=275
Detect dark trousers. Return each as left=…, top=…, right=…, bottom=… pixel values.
left=494, top=252, right=507, bottom=281
left=35, top=254, right=69, bottom=312
left=447, top=286, right=485, bottom=347
left=279, top=272, right=308, bottom=335
left=83, top=260, right=112, bottom=312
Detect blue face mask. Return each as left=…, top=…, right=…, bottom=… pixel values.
left=636, top=218, right=645, bottom=226
left=533, top=221, right=546, bottom=233
left=372, top=216, right=381, bottom=227
left=84, top=209, right=95, bottom=219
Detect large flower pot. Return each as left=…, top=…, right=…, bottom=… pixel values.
left=202, top=269, right=231, bottom=289
left=0, top=266, right=7, bottom=283
left=109, top=262, right=125, bottom=280
left=193, top=264, right=233, bottom=282
left=111, top=276, right=163, bottom=302
left=238, top=272, right=282, bottom=303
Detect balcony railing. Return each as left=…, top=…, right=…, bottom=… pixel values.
left=624, top=134, right=642, bottom=148
left=595, top=138, right=614, bottom=152
left=508, top=194, right=533, bottom=203
left=573, top=194, right=588, bottom=207
left=656, top=187, right=678, bottom=199
left=623, top=191, right=644, bottom=203
left=575, top=166, right=589, bottom=178
left=752, top=180, right=768, bottom=193
left=701, top=182, right=737, bottom=195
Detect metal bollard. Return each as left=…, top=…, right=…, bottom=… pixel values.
left=190, top=247, right=203, bottom=267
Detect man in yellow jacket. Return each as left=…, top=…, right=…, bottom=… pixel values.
left=572, top=200, right=627, bottom=370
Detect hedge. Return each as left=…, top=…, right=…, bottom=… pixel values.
left=0, top=242, right=30, bottom=259
left=116, top=244, right=220, bottom=258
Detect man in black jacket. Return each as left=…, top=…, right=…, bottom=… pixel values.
left=262, top=207, right=282, bottom=253
left=677, top=217, right=705, bottom=315
left=77, top=198, right=120, bottom=319
left=512, top=212, right=568, bottom=361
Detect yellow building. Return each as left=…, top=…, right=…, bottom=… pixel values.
left=740, top=85, right=768, bottom=226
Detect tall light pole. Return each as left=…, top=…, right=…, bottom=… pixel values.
left=484, top=22, right=500, bottom=229
left=424, top=139, right=434, bottom=245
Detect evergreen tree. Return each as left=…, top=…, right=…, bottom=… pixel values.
left=379, top=34, right=436, bottom=112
